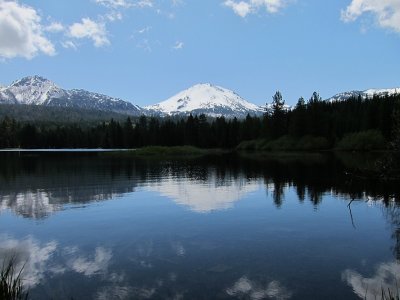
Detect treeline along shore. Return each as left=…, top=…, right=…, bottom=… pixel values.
left=0, top=92, right=399, bottom=152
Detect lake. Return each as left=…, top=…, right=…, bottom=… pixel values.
left=0, top=151, right=399, bottom=300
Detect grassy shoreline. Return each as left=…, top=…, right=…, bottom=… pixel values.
left=97, top=144, right=395, bottom=158
left=236, top=131, right=388, bottom=152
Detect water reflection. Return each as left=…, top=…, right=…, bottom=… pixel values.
left=0, top=235, right=195, bottom=299
left=0, top=233, right=296, bottom=300
left=0, top=235, right=114, bottom=287
left=226, top=277, right=292, bottom=300
left=342, top=261, right=400, bottom=299
left=1, top=152, right=399, bottom=218
left=0, top=234, right=126, bottom=299
left=146, top=175, right=261, bottom=213
left=0, top=152, right=400, bottom=299
left=343, top=202, right=400, bottom=299
left=0, top=154, right=140, bottom=218
left=382, top=204, right=400, bottom=260
left=0, top=235, right=58, bottom=288
left=0, top=191, right=62, bottom=219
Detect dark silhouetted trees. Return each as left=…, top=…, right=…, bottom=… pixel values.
left=0, top=92, right=399, bottom=149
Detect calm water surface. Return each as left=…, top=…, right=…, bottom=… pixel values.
left=0, top=152, right=399, bottom=300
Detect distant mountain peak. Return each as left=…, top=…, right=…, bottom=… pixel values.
left=5, top=75, right=63, bottom=105
left=11, top=75, right=55, bottom=87
left=146, top=83, right=264, bottom=118
left=0, top=76, right=143, bottom=115
left=327, top=87, right=400, bottom=102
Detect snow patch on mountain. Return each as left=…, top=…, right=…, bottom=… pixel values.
left=327, top=88, right=400, bottom=102
left=0, top=76, right=143, bottom=115
left=146, top=83, right=264, bottom=118
left=7, top=76, right=66, bottom=105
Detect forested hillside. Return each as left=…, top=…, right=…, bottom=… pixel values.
left=0, top=104, right=130, bottom=125
left=0, top=93, right=399, bottom=150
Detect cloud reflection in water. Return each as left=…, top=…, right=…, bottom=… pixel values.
left=226, top=276, right=293, bottom=300
left=0, top=235, right=57, bottom=287
left=342, top=261, right=400, bottom=299
left=0, top=235, right=113, bottom=289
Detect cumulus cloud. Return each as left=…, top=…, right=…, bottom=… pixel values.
left=342, top=261, right=400, bottom=299
left=224, top=0, right=252, bottom=17
left=69, top=18, right=110, bottom=47
left=0, top=0, right=55, bottom=59
left=341, top=0, right=400, bottom=33
left=224, top=0, right=288, bottom=18
left=45, top=22, right=64, bottom=33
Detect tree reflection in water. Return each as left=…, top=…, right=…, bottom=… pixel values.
left=0, top=151, right=400, bottom=299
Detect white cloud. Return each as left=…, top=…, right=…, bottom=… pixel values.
left=135, top=0, right=154, bottom=8
left=96, top=0, right=155, bottom=23
left=156, top=9, right=175, bottom=19
left=224, top=0, right=288, bottom=18
left=61, top=40, right=78, bottom=50
left=341, top=0, right=400, bottom=33
left=0, top=0, right=56, bottom=59
left=105, top=11, right=123, bottom=22
left=69, top=18, right=110, bottom=47
left=45, top=22, right=64, bottom=33
left=95, top=0, right=133, bottom=9
left=172, top=41, right=184, bottom=50
left=96, top=0, right=155, bottom=9
left=224, top=0, right=252, bottom=17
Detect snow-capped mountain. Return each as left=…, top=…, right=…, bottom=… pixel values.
left=2, top=76, right=67, bottom=105
left=146, top=83, right=264, bottom=118
left=0, top=76, right=143, bottom=115
left=327, top=88, right=400, bottom=102
left=3, top=76, right=399, bottom=119
left=0, top=77, right=265, bottom=118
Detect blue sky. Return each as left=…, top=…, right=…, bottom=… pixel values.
left=0, top=0, right=399, bottom=106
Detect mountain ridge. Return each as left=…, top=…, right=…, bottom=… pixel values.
left=1, top=76, right=399, bottom=119
left=326, top=88, right=400, bottom=102
left=0, top=76, right=144, bottom=116
left=0, top=76, right=266, bottom=119
left=146, top=83, right=265, bottom=118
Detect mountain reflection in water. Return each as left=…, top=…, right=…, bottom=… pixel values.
left=0, top=152, right=399, bottom=299
left=1, top=152, right=399, bottom=217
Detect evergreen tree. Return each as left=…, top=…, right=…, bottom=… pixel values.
left=123, top=117, right=135, bottom=148
left=270, top=91, right=287, bottom=138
